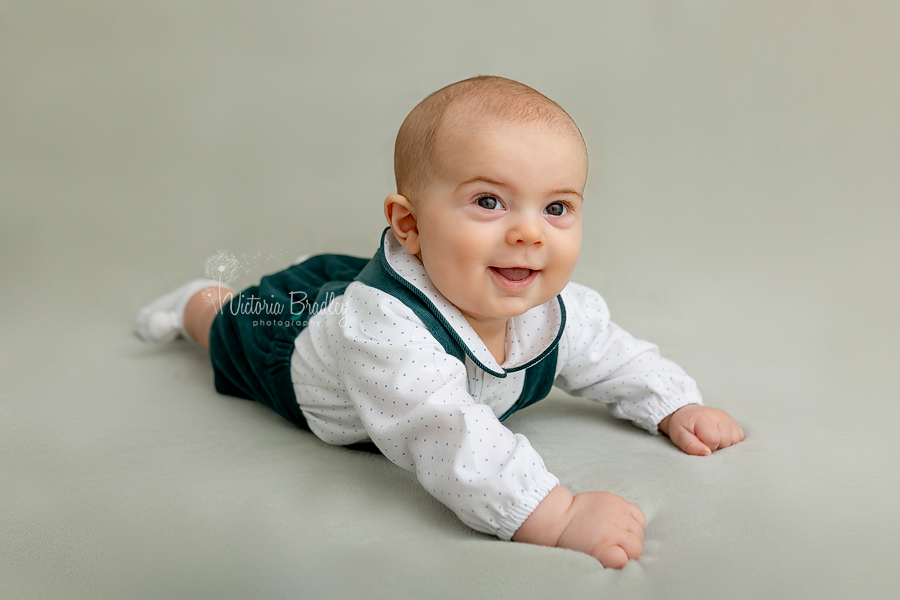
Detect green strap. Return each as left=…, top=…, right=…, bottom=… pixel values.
left=498, top=354, right=558, bottom=422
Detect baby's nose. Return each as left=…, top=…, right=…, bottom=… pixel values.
left=506, top=216, right=544, bottom=246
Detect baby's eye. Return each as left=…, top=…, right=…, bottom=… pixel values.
left=476, top=196, right=500, bottom=210
left=544, top=202, right=568, bottom=217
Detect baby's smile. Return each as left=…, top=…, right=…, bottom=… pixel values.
left=489, top=267, right=539, bottom=290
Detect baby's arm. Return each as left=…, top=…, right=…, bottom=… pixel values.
left=513, top=485, right=646, bottom=568
left=554, top=284, right=746, bottom=455
left=554, top=285, right=702, bottom=432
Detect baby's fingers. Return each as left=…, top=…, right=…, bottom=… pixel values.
left=630, top=503, right=647, bottom=529
left=595, top=545, right=630, bottom=570
left=618, top=530, right=644, bottom=562
left=594, top=531, right=643, bottom=569
left=718, top=422, right=746, bottom=449
left=703, top=419, right=746, bottom=450
left=695, top=419, right=724, bottom=451
left=668, top=426, right=712, bottom=456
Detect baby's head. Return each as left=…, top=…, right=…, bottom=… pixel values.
left=393, top=75, right=587, bottom=203
left=385, top=76, right=588, bottom=340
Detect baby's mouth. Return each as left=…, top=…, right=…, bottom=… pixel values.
left=491, top=267, right=535, bottom=282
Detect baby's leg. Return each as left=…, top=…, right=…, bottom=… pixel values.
left=136, top=280, right=233, bottom=348
left=183, top=286, right=233, bottom=351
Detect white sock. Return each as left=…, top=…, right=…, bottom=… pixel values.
left=135, top=279, right=224, bottom=343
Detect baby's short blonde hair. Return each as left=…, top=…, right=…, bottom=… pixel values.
left=394, top=75, right=585, bottom=201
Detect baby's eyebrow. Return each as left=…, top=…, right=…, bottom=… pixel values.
left=455, top=176, right=507, bottom=191
left=550, top=188, right=583, bottom=199
left=456, top=176, right=583, bottom=199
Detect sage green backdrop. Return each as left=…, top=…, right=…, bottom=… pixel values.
left=2, top=2, right=898, bottom=599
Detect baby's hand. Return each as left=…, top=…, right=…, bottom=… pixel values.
left=560, top=491, right=646, bottom=568
left=513, top=486, right=646, bottom=568
left=657, top=404, right=745, bottom=456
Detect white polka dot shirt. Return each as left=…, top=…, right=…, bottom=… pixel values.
left=289, top=231, right=702, bottom=540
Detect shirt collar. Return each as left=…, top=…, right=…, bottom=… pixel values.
left=379, top=228, right=565, bottom=377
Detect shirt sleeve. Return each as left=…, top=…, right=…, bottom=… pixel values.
left=320, top=283, right=559, bottom=540
left=554, top=283, right=703, bottom=433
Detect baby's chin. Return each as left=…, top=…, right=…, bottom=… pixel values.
left=458, top=295, right=558, bottom=323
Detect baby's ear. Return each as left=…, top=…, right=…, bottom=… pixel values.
left=384, top=193, right=420, bottom=254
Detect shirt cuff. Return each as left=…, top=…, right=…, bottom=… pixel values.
left=494, top=471, right=560, bottom=541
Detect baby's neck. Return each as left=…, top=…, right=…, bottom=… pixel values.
left=464, top=316, right=508, bottom=365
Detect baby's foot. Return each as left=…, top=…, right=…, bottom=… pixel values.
left=136, top=279, right=218, bottom=342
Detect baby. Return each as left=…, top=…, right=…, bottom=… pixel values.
left=136, top=75, right=744, bottom=568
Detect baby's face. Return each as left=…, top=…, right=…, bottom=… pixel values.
left=412, top=120, right=587, bottom=333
